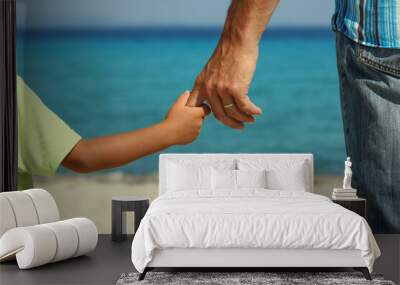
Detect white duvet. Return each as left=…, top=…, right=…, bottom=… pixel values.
left=131, top=190, right=380, bottom=273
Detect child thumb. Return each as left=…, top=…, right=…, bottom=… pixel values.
left=175, top=90, right=191, bottom=106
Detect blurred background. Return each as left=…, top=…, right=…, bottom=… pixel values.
left=16, top=0, right=343, bottom=233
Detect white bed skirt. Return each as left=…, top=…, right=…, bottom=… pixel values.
left=148, top=248, right=366, bottom=268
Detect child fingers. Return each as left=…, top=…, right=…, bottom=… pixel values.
left=198, top=103, right=211, bottom=118
left=176, top=90, right=191, bottom=106
left=191, top=103, right=210, bottom=118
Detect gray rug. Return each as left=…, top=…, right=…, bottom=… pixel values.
left=116, top=272, right=396, bottom=285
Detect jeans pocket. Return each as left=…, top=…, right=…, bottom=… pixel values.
left=356, top=44, right=400, bottom=77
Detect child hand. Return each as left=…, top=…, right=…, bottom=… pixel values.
left=164, top=91, right=210, bottom=145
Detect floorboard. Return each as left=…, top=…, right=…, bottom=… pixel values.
left=0, top=235, right=398, bottom=285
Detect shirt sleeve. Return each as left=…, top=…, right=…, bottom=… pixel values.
left=17, top=76, right=82, bottom=176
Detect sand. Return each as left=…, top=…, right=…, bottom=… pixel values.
left=33, top=173, right=341, bottom=234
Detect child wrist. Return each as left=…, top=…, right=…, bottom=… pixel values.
left=159, top=120, right=178, bottom=146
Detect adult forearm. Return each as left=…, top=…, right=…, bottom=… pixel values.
left=64, top=122, right=174, bottom=173
left=187, top=0, right=279, bottom=128
left=220, top=0, right=279, bottom=51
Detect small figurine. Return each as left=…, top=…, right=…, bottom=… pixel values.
left=342, top=157, right=353, bottom=190
left=332, top=157, right=357, bottom=199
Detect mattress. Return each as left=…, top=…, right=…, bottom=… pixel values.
left=131, top=190, right=380, bottom=273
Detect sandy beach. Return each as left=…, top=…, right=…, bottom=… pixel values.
left=34, top=174, right=341, bottom=234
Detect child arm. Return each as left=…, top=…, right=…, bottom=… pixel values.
left=62, top=91, right=210, bottom=173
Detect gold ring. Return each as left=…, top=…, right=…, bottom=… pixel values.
left=223, top=104, right=234, bottom=109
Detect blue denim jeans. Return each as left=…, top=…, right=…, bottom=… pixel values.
left=336, top=32, right=400, bottom=233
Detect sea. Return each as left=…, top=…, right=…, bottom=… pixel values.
left=16, top=28, right=345, bottom=175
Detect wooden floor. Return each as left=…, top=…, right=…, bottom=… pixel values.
left=0, top=235, right=134, bottom=285
left=374, top=234, right=400, bottom=283
left=0, top=235, right=399, bottom=285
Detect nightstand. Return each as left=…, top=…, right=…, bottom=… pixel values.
left=332, top=198, right=366, bottom=218
left=112, top=196, right=150, bottom=242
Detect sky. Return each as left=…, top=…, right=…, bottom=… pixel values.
left=17, top=0, right=334, bottom=29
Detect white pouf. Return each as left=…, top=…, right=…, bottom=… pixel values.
left=0, top=189, right=98, bottom=269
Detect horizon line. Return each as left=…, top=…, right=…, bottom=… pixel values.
left=17, top=25, right=331, bottom=32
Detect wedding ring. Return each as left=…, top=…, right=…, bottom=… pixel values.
left=223, top=103, right=234, bottom=109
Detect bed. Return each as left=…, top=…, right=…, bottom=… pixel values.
left=131, top=154, right=380, bottom=280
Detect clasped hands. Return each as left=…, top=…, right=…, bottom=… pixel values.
left=165, top=43, right=262, bottom=145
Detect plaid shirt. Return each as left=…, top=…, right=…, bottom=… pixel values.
left=332, top=0, right=400, bottom=48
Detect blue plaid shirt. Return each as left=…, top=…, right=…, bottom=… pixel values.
left=332, top=0, right=400, bottom=48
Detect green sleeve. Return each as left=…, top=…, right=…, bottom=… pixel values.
left=17, top=76, right=82, bottom=177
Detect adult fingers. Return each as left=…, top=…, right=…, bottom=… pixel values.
left=186, top=88, right=204, bottom=107
left=233, top=94, right=262, bottom=115
left=208, top=95, right=244, bottom=129
left=220, top=93, right=255, bottom=123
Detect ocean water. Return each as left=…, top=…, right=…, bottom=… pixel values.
left=16, top=28, right=345, bottom=175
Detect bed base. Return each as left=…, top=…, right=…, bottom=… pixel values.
left=138, top=248, right=372, bottom=281
left=138, top=267, right=371, bottom=281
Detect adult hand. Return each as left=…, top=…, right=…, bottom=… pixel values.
left=185, top=0, right=280, bottom=129
left=187, top=45, right=262, bottom=129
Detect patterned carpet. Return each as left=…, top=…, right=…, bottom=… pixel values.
left=117, top=271, right=396, bottom=285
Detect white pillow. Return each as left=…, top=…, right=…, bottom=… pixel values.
left=167, top=162, right=211, bottom=191
left=211, top=169, right=236, bottom=190
left=211, top=169, right=268, bottom=190
left=236, top=169, right=267, bottom=189
left=238, top=159, right=308, bottom=191
left=266, top=169, right=306, bottom=191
